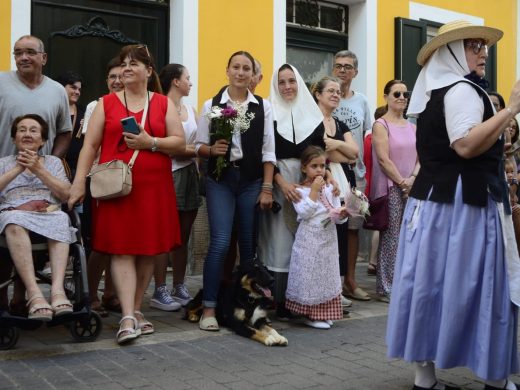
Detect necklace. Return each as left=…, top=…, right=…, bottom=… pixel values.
left=123, top=90, right=153, bottom=136
left=324, top=116, right=336, bottom=137
left=175, top=103, right=182, bottom=116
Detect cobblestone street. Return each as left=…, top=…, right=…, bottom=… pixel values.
left=1, top=264, right=519, bottom=390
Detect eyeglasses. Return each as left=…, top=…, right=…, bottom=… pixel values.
left=334, top=63, right=355, bottom=71
left=464, top=40, right=487, bottom=55
left=13, top=49, right=43, bottom=57
left=107, top=74, right=122, bottom=81
left=136, top=44, right=151, bottom=59
left=325, top=88, right=341, bottom=96
left=392, top=91, right=411, bottom=99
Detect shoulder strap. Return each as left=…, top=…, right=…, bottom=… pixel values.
left=125, top=92, right=150, bottom=168
left=376, top=117, right=389, bottom=133
left=128, top=149, right=140, bottom=169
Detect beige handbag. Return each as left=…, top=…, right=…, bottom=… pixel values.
left=88, top=93, right=149, bottom=200
left=89, top=150, right=139, bottom=200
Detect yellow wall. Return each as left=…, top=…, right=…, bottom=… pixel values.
left=198, top=0, right=274, bottom=108
left=377, top=0, right=517, bottom=106
left=0, top=0, right=11, bottom=71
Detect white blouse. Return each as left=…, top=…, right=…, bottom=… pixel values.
left=293, top=185, right=347, bottom=225
left=195, top=88, right=276, bottom=164
left=444, top=82, right=487, bottom=145
left=173, top=105, right=198, bottom=172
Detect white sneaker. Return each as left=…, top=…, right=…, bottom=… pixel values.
left=341, top=295, right=352, bottom=307
left=40, top=266, right=52, bottom=278
left=303, top=319, right=330, bottom=329
left=325, top=320, right=333, bottom=326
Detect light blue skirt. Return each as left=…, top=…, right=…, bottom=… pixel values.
left=386, top=180, right=519, bottom=381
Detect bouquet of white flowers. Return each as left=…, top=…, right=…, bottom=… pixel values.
left=205, top=103, right=255, bottom=180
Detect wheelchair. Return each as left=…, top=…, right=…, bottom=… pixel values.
left=0, top=207, right=102, bottom=350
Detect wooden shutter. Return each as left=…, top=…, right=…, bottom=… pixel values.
left=395, top=17, right=427, bottom=90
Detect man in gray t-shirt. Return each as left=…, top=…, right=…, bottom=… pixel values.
left=334, top=94, right=372, bottom=181
left=0, top=35, right=71, bottom=158
left=0, top=35, right=71, bottom=311
left=332, top=50, right=372, bottom=303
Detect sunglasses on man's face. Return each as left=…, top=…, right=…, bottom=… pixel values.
left=392, top=91, right=411, bottom=99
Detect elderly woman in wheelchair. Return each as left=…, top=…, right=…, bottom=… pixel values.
left=0, top=114, right=74, bottom=321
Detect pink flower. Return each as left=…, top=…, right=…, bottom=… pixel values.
left=221, top=107, right=238, bottom=118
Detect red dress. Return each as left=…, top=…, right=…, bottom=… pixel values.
left=92, top=92, right=181, bottom=255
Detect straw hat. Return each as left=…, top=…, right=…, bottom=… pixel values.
left=417, top=20, right=503, bottom=66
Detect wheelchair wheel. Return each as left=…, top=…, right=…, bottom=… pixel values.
left=0, top=326, right=19, bottom=350
left=69, top=312, right=102, bottom=343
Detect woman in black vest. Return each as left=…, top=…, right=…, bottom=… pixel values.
left=386, top=21, right=520, bottom=389
left=195, top=51, right=276, bottom=331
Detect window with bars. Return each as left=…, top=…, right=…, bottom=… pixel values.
left=286, top=0, right=348, bottom=86
left=286, top=0, right=347, bottom=33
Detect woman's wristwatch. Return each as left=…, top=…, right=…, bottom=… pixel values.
left=151, top=137, right=158, bottom=152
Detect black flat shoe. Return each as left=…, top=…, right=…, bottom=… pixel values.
left=483, top=383, right=520, bottom=390
left=413, top=382, right=461, bottom=390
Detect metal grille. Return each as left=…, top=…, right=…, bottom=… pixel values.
left=287, top=0, right=347, bottom=33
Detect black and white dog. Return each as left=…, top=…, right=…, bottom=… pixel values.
left=185, top=260, right=288, bottom=346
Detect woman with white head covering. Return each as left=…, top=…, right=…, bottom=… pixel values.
left=258, top=64, right=331, bottom=320
left=386, top=20, right=520, bottom=390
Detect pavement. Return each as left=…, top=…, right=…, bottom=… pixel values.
left=1, top=262, right=519, bottom=390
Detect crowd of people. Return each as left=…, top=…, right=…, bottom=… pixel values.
left=1, top=18, right=520, bottom=388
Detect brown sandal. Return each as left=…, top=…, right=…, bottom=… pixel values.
left=102, top=295, right=121, bottom=313
left=91, top=301, right=108, bottom=317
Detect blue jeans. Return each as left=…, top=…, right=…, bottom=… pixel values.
left=202, top=167, right=261, bottom=307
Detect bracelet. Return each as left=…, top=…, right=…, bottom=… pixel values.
left=261, top=182, right=273, bottom=190
left=410, top=173, right=417, bottom=178
left=151, top=137, right=158, bottom=152
left=506, top=106, right=514, bottom=115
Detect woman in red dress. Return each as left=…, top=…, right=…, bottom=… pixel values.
left=69, top=45, right=185, bottom=344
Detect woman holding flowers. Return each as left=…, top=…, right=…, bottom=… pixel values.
left=195, top=51, right=276, bottom=331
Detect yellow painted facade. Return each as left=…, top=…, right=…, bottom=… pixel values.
left=377, top=0, right=517, bottom=105
left=1, top=1, right=517, bottom=108
left=198, top=0, right=274, bottom=107
left=0, top=0, right=11, bottom=71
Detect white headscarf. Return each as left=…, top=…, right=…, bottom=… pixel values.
left=407, top=40, right=471, bottom=117
left=269, top=64, right=323, bottom=144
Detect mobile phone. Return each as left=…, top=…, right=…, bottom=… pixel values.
left=121, top=116, right=140, bottom=135
left=271, top=200, right=282, bottom=214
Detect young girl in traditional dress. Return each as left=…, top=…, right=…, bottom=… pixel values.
left=285, top=146, right=348, bottom=329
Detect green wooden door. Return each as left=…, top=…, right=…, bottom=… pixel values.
left=31, top=0, right=169, bottom=104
